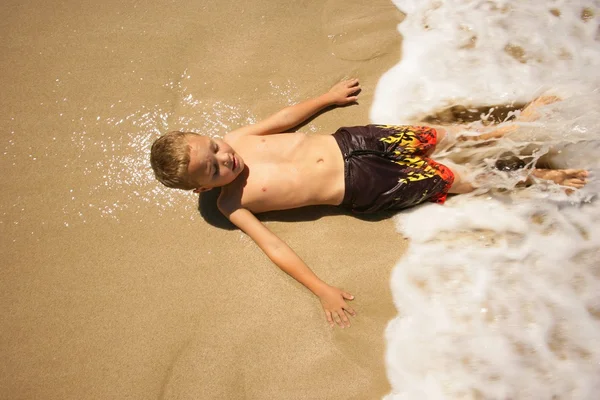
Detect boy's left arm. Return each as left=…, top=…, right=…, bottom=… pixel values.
left=218, top=191, right=356, bottom=328
left=226, top=79, right=360, bottom=140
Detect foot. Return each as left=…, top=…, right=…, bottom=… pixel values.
left=531, top=168, right=588, bottom=188
left=518, top=95, right=561, bottom=122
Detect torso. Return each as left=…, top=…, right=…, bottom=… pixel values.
left=223, top=133, right=345, bottom=213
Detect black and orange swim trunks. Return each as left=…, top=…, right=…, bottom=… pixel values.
left=332, top=125, right=454, bottom=213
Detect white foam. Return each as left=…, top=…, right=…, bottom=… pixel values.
left=372, top=0, right=600, bottom=123
left=385, top=197, right=600, bottom=399
left=374, top=1, right=600, bottom=398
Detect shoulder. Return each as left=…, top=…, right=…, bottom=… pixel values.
left=224, top=124, right=254, bottom=143
left=223, top=130, right=240, bottom=144
left=216, top=186, right=263, bottom=231
left=216, top=185, right=241, bottom=215
left=223, top=129, right=256, bottom=148
left=223, top=130, right=242, bottom=145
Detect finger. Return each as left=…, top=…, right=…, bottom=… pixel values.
left=342, top=292, right=355, bottom=300
left=333, top=311, right=343, bottom=328
left=325, top=310, right=334, bottom=327
left=338, top=309, right=351, bottom=327
left=346, top=96, right=358, bottom=103
left=344, top=305, right=357, bottom=316
left=565, top=179, right=584, bottom=187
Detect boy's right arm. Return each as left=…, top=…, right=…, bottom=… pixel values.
left=218, top=198, right=356, bottom=328
left=226, top=79, right=361, bottom=141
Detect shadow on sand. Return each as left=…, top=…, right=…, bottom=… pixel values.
left=197, top=187, right=396, bottom=230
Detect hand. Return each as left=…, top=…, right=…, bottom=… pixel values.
left=327, top=79, right=361, bottom=106
left=318, top=285, right=356, bottom=328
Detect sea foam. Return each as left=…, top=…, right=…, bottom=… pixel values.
left=372, top=0, right=600, bottom=123
left=373, top=1, right=600, bottom=398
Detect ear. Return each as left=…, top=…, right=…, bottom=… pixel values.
left=193, top=187, right=212, bottom=194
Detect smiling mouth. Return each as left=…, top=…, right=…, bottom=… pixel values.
left=232, top=155, right=237, bottom=171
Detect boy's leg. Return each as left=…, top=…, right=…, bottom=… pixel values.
left=448, top=171, right=476, bottom=194
left=440, top=160, right=476, bottom=194
left=519, top=95, right=561, bottom=122
left=529, top=169, right=588, bottom=188
left=441, top=162, right=588, bottom=195
left=432, top=124, right=510, bottom=147
left=440, top=95, right=563, bottom=143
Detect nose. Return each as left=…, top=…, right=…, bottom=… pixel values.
left=217, top=151, right=231, bottom=167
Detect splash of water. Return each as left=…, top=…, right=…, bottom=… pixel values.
left=374, top=1, right=600, bottom=398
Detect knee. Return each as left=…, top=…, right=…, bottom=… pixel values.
left=446, top=163, right=474, bottom=194
left=449, top=179, right=475, bottom=194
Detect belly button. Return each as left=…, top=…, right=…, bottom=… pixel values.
left=317, top=158, right=324, bottom=164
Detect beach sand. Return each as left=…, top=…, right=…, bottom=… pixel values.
left=0, top=0, right=406, bottom=398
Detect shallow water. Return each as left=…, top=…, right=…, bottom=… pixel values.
left=374, top=1, right=600, bottom=398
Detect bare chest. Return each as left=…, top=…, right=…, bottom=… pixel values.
left=233, top=134, right=344, bottom=212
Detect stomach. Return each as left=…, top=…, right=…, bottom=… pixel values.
left=239, top=134, right=345, bottom=212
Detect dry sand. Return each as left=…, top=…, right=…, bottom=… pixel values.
left=0, top=0, right=407, bottom=398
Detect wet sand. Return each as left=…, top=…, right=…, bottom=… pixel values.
left=0, top=1, right=406, bottom=398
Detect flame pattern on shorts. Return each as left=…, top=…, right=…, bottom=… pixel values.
left=378, top=125, right=454, bottom=204
left=332, top=124, right=455, bottom=212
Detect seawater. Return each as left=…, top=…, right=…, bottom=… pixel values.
left=371, top=1, right=600, bottom=399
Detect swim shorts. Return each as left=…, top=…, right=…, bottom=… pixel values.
left=332, top=125, right=454, bottom=213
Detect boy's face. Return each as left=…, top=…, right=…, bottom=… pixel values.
left=186, top=135, right=245, bottom=192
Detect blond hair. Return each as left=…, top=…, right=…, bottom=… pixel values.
left=150, top=131, right=199, bottom=190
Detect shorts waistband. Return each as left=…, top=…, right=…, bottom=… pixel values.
left=332, top=129, right=354, bottom=208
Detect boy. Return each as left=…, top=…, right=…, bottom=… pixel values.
left=150, top=79, right=587, bottom=328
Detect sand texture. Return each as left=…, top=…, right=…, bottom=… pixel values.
left=0, top=0, right=406, bottom=398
